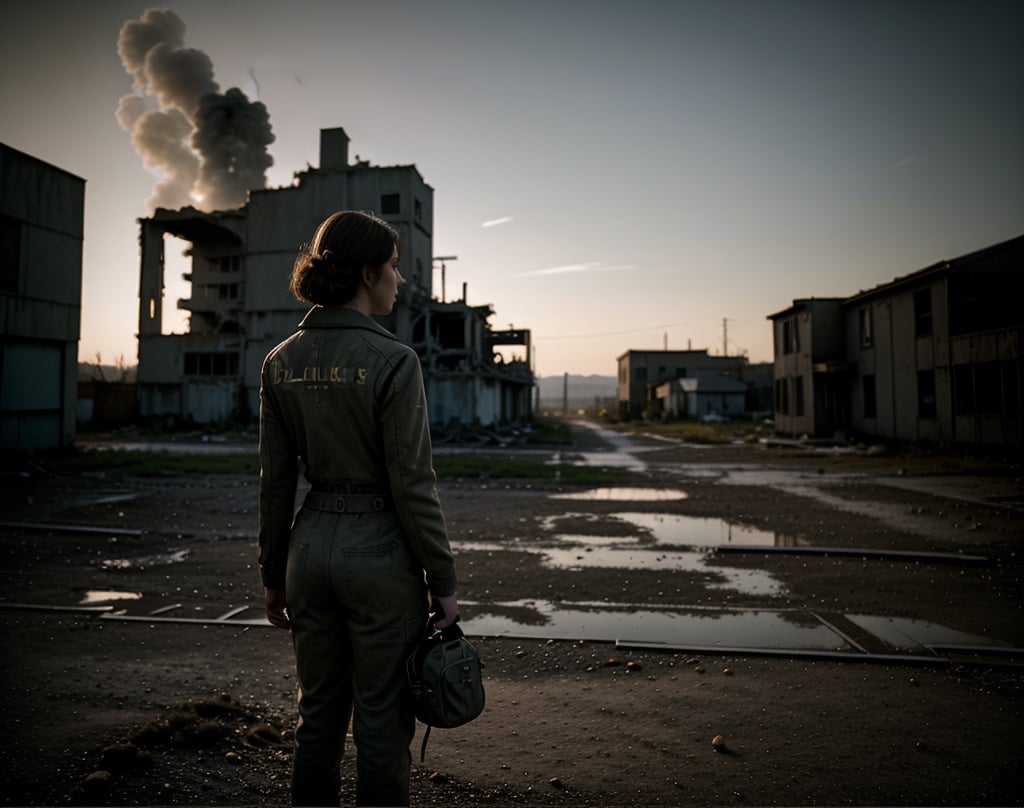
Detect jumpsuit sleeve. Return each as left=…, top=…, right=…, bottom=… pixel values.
left=257, top=362, right=300, bottom=590
left=380, top=350, right=458, bottom=597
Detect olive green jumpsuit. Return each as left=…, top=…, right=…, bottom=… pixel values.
left=258, top=306, right=457, bottom=806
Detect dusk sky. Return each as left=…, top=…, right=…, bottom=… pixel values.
left=2, top=0, right=1022, bottom=377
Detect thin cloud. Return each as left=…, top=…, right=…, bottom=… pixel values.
left=523, top=261, right=636, bottom=277
left=894, top=154, right=923, bottom=169
left=481, top=216, right=512, bottom=228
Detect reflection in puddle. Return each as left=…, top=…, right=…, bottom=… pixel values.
left=845, top=614, right=1003, bottom=652
left=100, top=549, right=190, bottom=570
left=80, top=590, right=143, bottom=605
left=461, top=600, right=850, bottom=650
left=538, top=547, right=785, bottom=596
left=551, top=487, right=688, bottom=501
left=526, top=511, right=789, bottom=596
left=538, top=511, right=801, bottom=548
left=612, top=512, right=802, bottom=547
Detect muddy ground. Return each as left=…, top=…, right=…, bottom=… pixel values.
left=1, top=422, right=1022, bottom=807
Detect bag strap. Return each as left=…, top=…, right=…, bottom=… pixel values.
left=420, top=724, right=432, bottom=762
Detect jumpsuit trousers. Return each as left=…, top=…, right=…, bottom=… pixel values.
left=286, top=502, right=428, bottom=807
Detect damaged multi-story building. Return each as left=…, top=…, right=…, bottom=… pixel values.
left=136, top=127, right=533, bottom=431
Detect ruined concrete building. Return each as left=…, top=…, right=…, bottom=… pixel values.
left=136, top=127, right=533, bottom=430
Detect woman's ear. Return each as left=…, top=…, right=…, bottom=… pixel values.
left=361, top=267, right=375, bottom=288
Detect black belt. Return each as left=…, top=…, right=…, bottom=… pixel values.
left=311, top=481, right=388, bottom=495
left=305, top=490, right=391, bottom=514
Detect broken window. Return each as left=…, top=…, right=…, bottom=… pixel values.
left=184, top=352, right=239, bottom=376
left=914, top=289, right=933, bottom=337
left=859, top=307, right=873, bottom=348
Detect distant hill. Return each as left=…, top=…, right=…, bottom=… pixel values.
left=536, top=374, right=616, bottom=410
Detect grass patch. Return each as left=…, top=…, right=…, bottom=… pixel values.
left=522, top=420, right=575, bottom=445
left=628, top=420, right=737, bottom=444
left=50, top=449, right=259, bottom=477
left=50, top=447, right=631, bottom=486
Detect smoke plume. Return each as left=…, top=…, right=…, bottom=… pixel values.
left=116, top=8, right=274, bottom=212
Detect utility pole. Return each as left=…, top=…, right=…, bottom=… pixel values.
left=432, top=256, right=458, bottom=302
left=722, top=318, right=729, bottom=357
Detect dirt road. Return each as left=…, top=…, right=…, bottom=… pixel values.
left=2, top=422, right=1021, bottom=806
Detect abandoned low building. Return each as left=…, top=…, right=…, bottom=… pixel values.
left=616, top=348, right=759, bottom=420
left=136, top=127, right=533, bottom=430
left=768, top=233, right=1024, bottom=447
left=655, top=375, right=749, bottom=420
left=1, top=144, right=84, bottom=453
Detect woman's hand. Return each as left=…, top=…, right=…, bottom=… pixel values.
left=431, top=593, right=460, bottom=628
left=265, top=587, right=291, bottom=630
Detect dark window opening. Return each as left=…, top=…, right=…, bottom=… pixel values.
left=380, top=193, right=400, bottom=215
left=775, top=378, right=789, bottom=415
left=975, top=362, right=1004, bottom=416
left=949, top=271, right=1019, bottom=335
left=184, top=352, right=240, bottom=376
left=859, top=307, right=873, bottom=348
left=863, top=375, right=877, bottom=419
left=955, top=361, right=1020, bottom=416
left=431, top=313, right=465, bottom=349
left=793, top=376, right=804, bottom=416
left=953, top=366, right=975, bottom=415
left=780, top=318, right=800, bottom=354
left=914, top=289, right=933, bottom=337
left=0, top=214, right=21, bottom=294
left=917, top=370, right=936, bottom=418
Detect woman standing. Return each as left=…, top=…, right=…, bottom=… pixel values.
left=258, top=210, right=459, bottom=806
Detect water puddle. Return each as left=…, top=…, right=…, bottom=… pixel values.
left=458, top=600, right=1012, bottom=659
left=453, top=538, right=787, bottom=597
left=100, top=549, right=190, bottom=570
left=610, top=512, right=803, bottom=547
left=461, top=600, right=850, bottom=650
left=539, top=547, right=786, bottom=596
left=551, top=487, right=689, bottom=501
left=79, top=590, right=143, bottom=605
left=845, top=614, right=1002, bottom=652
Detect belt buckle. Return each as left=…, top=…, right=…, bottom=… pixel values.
left=335, top=496, right=347, bottom=513
left=371, top=496, right=384, bottom=512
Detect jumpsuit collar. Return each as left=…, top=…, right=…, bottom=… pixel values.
left=298, top=306, right=399, bottom=340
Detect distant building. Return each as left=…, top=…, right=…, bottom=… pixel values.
left=0, top=144, right=84, bottom=452
left=768, top=234, right=1024, bottom=447
left=656, top=375, right=749, bottom=420
left=616, top=349, right=748, bottom=420
left=135, top=127, right=532, bottom=430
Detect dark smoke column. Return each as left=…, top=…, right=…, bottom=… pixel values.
left=115, top=8, right=274, bottom=212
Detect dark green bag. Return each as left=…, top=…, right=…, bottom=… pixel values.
left=406, top=618, right=485, bottom=760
